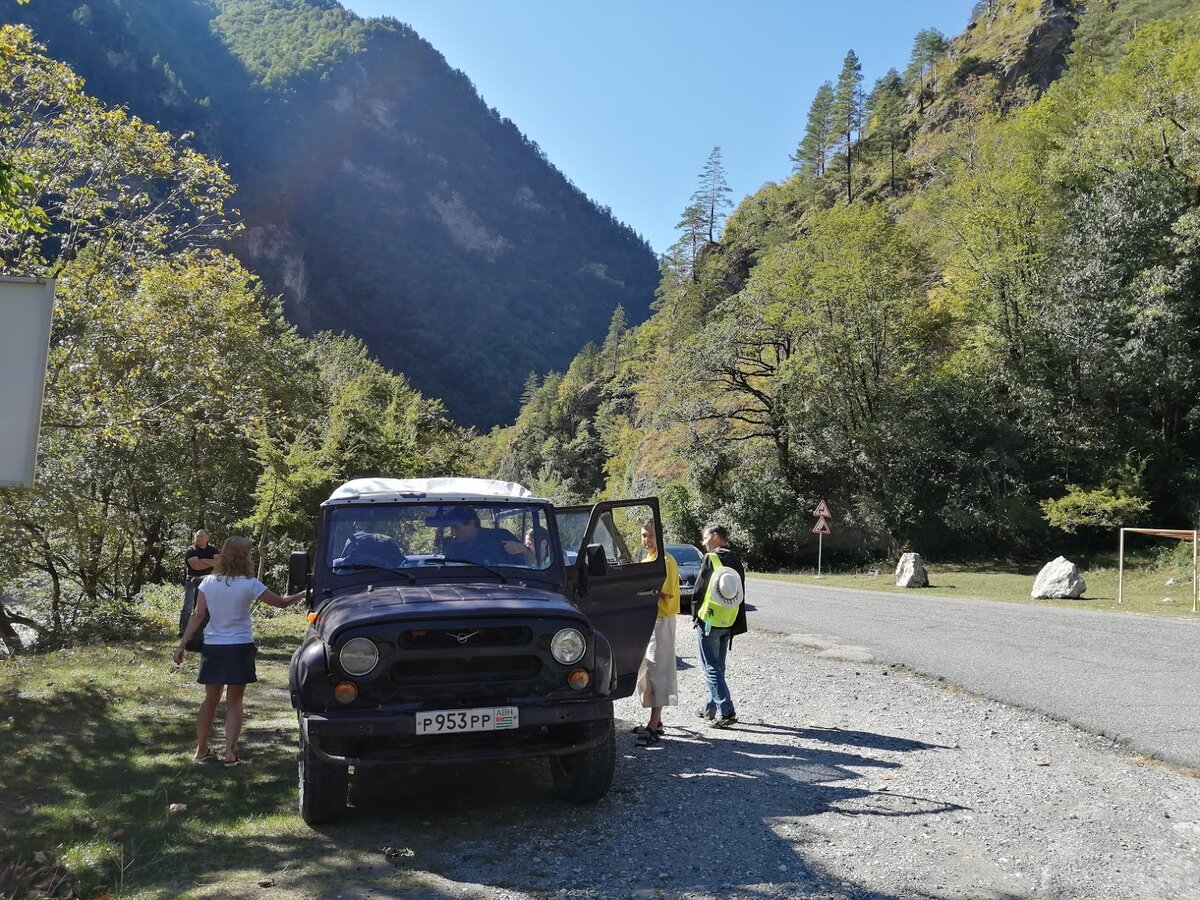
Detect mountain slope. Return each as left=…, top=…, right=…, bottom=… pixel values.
left=5, top=0, right=659, bottom=426
left=487, top=0, right=1200, bottom=565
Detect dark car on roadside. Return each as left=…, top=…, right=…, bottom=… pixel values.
left=286, top=477, right=666, bottom=825
left=666, top=543, right=704, bottom=611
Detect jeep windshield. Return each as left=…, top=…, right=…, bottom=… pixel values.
left=326, top=502, right=556, bottom=573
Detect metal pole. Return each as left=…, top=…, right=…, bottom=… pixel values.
left=816, top=532, right=823, bottom=579
left=1193, top=531, right=1197, bottom=614
left=1118, top=528, right=1124, bottom=605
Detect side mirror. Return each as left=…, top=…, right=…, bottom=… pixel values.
left=288, top=551, right=310, bottom=594
left=585, top=543, right=608, bottom=577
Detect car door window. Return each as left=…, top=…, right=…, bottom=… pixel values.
left=596, top=504, right=653, bottom=567
left=556, top=509, right=591, bottom=561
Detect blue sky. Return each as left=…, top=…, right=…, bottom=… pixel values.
left=344, top=1, right=972, bottom=253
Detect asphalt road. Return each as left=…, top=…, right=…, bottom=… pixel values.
left=745, top=576, right=1200, bottom=770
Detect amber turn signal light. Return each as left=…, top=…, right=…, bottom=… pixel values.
left=307, top=611, right=317, bottom=623
left=333, top=681, right=358, bottom=704
left=567, top=668, right=589, bottom=690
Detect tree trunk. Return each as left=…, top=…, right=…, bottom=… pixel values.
left=0, top=593, right=30, bottom=655
left=129, top=519, right=163, bottom=596
left=845, top=131, right=853, bottom=203
left=257, top=524, right=270, bottom=581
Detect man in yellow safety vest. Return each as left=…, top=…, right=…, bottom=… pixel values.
left=689, top=523, right=747, bottom=728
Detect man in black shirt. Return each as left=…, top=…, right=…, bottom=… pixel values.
left=441, top=507, right=529, bottom=566
left=180, top=530, right=219, bottom=639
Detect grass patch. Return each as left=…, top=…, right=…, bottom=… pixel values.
left=758, top=555, right=1200, bottom=617
left=0, top=605, right=363, bottom=899
left=0, top=599, right=489, bottom=899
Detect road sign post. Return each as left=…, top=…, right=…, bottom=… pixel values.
left=0, top=276, right=55, bottom=487
left=811, top=500, right=832, bottom=577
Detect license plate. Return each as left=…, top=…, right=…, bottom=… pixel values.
left=415, top=706, right=519, bottom=736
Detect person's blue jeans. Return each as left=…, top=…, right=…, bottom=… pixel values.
left=695, top=624, right=735, bottom=718
left=179, top=579, right=197, bottom=637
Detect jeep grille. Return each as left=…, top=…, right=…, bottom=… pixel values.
left=400, top=626, right=530, bottom=650
left=390, top=655, right=541, bottom=685
left=369, top=623, right=571, bottom=705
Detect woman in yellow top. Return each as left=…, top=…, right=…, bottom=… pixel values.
left=633, top=519, right=679, bottom=746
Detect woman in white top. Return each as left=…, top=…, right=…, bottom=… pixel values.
left=174, top=536, right=304, bottom=766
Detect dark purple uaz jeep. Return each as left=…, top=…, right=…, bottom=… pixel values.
left=287, top=477, right=664, bottom=824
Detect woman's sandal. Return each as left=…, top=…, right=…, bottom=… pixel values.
left=192, top=751, right=217, bottom=765
left=222, top=755, right=240, bottom=768
left=634, top=731, right=660, bottom=747
left=631, top=724, right=665, bottom=736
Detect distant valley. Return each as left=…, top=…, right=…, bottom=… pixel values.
left=5, top=0, right=659, bottom=426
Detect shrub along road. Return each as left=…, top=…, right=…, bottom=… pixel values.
left=745, top=576, right=1200, bottom=770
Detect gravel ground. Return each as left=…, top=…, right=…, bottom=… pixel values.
left=317, top=625, right=1200, bottom=900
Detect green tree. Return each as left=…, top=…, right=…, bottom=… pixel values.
left=601, top=303, right=629, bottom=376
left=692, top=146, right=733, bottom=243
left=831, top=50, right=864, bottom=202
left=865, top=69, right=907, bottom=194
left=905, top=28, right=948, bottom=114
left=793, top=81, right=835, bottom=177
left=0, top=29, right=468, bottom=651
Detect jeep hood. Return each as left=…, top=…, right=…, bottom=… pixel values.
left=313, top=582, right=586, bottom=640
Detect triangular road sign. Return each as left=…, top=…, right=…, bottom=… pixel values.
left=813, top=499, right=831, bottom=518
left=812, top=517, right=832, bottom=535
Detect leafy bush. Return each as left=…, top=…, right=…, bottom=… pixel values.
left=1041, top=485, right=1151, bottom=534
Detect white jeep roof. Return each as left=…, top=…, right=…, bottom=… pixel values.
left=325, top=477, right=535, bottom=505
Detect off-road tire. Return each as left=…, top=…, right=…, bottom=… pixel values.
left=298, top=736, right=348, bottom=825
left=548, top=719, right=616, bottom=803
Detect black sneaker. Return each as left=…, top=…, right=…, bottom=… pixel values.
left=710, top=713, right=738, bottom=729
left=695, top=707, right=715, bottom=720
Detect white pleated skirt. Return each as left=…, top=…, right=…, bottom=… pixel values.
left=636, top=614, right=678, bottom=708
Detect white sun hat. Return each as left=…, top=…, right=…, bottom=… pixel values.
left=712, top=569, right=744, bottom=606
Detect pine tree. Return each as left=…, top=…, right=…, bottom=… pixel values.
left=865, top=69, right=906, bottom=195
left=692, top=146, right=732, bottom=243
left=792, top=81, right=835, bottom=177
left=520, top=371, right=541, bottom=407
left=905, top=28, right=948, bottom=114
left=601, top=304, right=629, bottom=374
left=671, top=200, right=708, bottom=284
left=831, top=50, right=864, bottom=203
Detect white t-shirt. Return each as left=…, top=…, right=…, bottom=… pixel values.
left=199, top=574, right=268, bottom=645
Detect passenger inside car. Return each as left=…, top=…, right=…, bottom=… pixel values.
left=525, top=525, right=551, bottom=566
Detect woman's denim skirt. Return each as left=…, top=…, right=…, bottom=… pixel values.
left=197, top=642, right=258, bottom=686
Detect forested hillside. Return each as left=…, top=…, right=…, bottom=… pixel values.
left=486, top=0, right=1200, bottom=568
left=2, top=0, right=660, bottom=426
left=0, top=25, right=475, bottom=652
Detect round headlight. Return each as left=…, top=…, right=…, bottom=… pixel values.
left=339, top=637, right=379, bottom=676
left=551, top=628, right=586, bottom=665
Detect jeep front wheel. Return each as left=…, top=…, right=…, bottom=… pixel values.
left=549, top=719, right=615, bottom=803
left=298, top=736, right=348, bottom=825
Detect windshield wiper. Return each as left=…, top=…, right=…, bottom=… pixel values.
left=330, top=563, right=417, bottom=585
left=427, top=556, right=509, bottom=584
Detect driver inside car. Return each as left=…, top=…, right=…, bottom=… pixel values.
left=440, top=506, right=532, bottom=566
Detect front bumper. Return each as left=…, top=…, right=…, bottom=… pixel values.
left=302, top=697, right=612, bottom=767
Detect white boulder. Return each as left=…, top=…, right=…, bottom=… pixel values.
left=1031, top=556, right=1086, bottom=599
left=895, top=552, right=929, bottom=588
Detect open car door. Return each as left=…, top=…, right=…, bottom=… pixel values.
left=557, top=498, right=665, bottom=698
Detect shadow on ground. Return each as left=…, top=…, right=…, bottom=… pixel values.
left=0, top=630, right=1011, bottom=900
left=281, top=714, right=973, bottom=899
